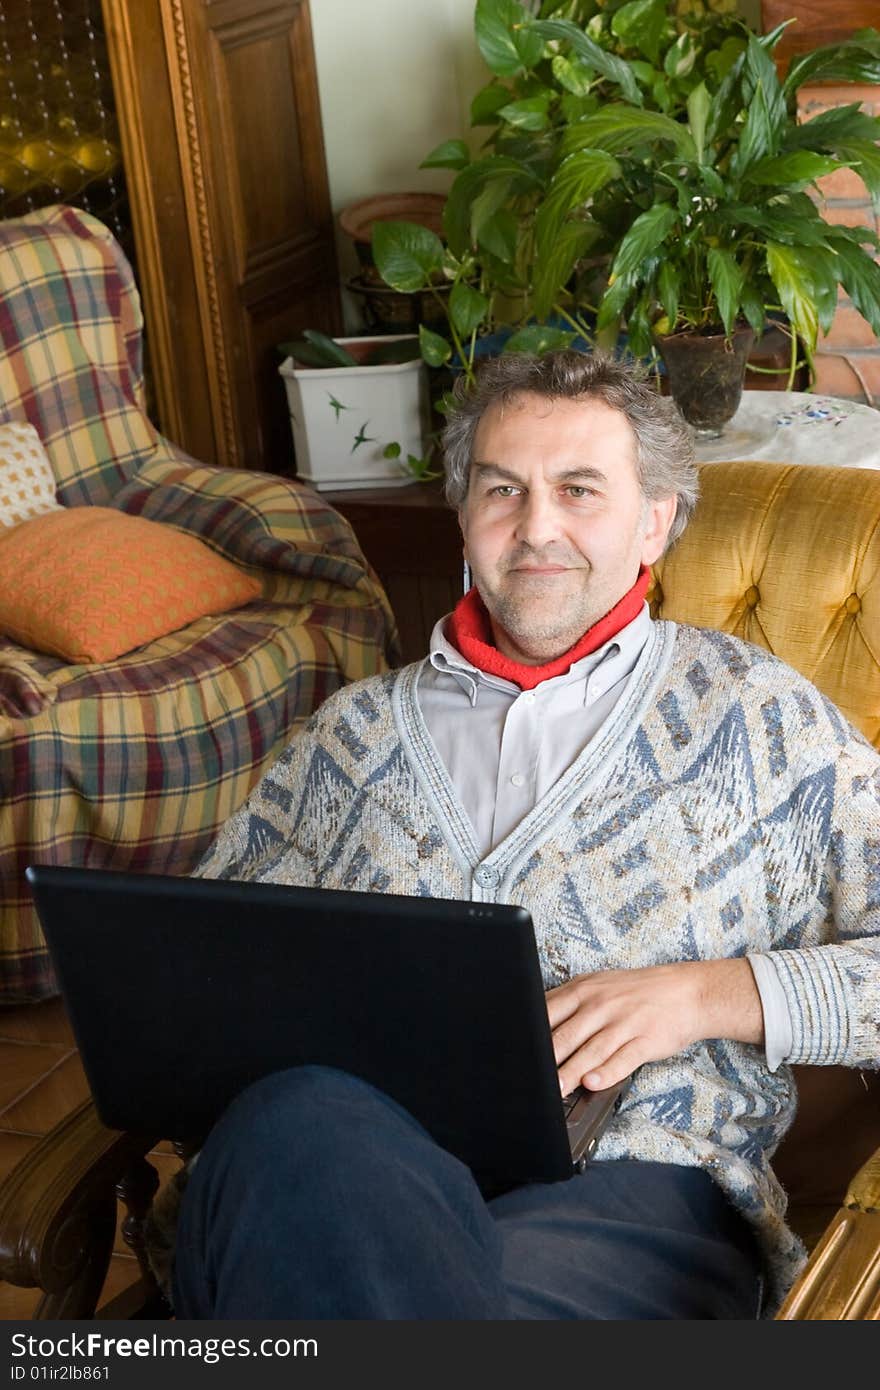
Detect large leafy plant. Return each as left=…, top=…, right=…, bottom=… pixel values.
left=373, top=0, right=880, bottom=387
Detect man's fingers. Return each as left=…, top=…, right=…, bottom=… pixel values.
left=556, top=1023, right=633, bottom=1095
left=545, top=981, right=583, bottom=1030
left=577, top=1038, right=645, bottom=1092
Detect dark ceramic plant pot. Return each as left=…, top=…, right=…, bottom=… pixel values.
left=655, top=324, right=755, bottom=437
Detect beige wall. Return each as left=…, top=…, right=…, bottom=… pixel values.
left=310, top=0, right=487, bottom=321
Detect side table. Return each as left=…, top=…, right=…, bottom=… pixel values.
left=694, top=391, right=880, bottom=467
left=323, top=480, right=463, bottom=666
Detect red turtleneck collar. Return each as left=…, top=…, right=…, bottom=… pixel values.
left=445, top=565, right=650, bottom=691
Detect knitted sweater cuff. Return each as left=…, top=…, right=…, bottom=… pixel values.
left=762, top=947, right=852, bottom=1066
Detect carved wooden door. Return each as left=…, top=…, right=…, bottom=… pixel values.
left=102, top=0, right=341, bottom=470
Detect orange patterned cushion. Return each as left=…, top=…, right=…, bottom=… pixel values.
left=0, top=506, right=262, bottom=663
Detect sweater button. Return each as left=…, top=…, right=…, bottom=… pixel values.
left=845, top=593, right=861, bottom=615
left=474, top=865, right=499, bottom=889
left=745, top=585, right=760, bottom=607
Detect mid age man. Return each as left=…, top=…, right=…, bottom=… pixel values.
left=171, top=351, right=879, bottom=1320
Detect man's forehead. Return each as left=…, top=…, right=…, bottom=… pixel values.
left=473, top=391, right=638, bottom=458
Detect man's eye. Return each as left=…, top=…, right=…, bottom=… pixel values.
left=566, top=486, right=593, bottom=498
left=491, top=485, right=520, bottom=497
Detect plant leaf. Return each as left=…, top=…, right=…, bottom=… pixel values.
left=551, top=53, right=594, bottom=98
left=372, top=221, right=445, bottom=293
left=744, top=151, right=846, bottom=189
left=611, top=0, right=667, bottom=67
left=418, top=324, right=453, bottom=368
left=664, top=31, right=697, bottom=81
left=477, top=207, right=519, bottom=262
left=503, top=323, right=576, bottom=354
left=765, top=242, right=819, bottom=353
left=443, top=156, right=539, bottom=257
left=470, top=177, right=514, bottom=243
left=657, top=260, right=679, bottom=331
left=534, top=149, right=620, bottom=257
left=475, top=0, right=544, bottom=77
left=470, top=80, right=513, bottom=126
left=786, top=104, right=880, bottom=152
left=784, top=37, right=880, bottom=99
left=529, top=18, right=643, bottom=106
left=825, top=233, right=880, bottom=338
left=608, top=202, right=678, bottom=283
left=561, top=105, right=695, bottom=160
left=420, top=139, right=471, bottom=171
left=740, top=282, right=766, bottom=339
left=828, top=138, right=880, bottom=209
left=707, top=247, right=744, bottom=337
left=450, top=281, right=491, bottom=338
left=687, top=83, right=710, bottom=167
left=531, top=221, right=600, bottom=321
left=731, top=36, right=787, bottom=177
left=497, top=94, right=551, bottom=131
left=363, top=339, right=424, bottom=366
left=301, top=330, right=358, bottom=367
left=279, top=338, right=342, bottom=368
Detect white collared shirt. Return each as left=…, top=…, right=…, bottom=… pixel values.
left=419, top=604, right=653, bottom=855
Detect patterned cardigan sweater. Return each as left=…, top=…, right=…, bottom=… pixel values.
left=196, top=621, right=880, bottom=1310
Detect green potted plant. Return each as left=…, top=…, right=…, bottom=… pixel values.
left=277, top=333, right=436, bottom=490
left=373, top=1, right=880, bottom=436
left=371, top=0, right=762, bottom=390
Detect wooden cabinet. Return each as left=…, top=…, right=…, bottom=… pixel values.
left=102, top=0, right=341, bottom=470
left=324, top=483, right=464, bottom=667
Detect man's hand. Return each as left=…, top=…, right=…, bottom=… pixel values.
left=547, top=958, right=764, bottom=1095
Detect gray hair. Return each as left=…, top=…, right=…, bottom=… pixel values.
left=441, top=350, right=699, bottom=548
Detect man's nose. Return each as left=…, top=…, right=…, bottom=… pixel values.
left=513, top=490, right=561, bottom=549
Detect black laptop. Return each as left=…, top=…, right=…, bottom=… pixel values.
left=26, top=866, right=626, bottom=1198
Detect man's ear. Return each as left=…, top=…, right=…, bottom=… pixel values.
left=639, top=495, right=678, bottom=567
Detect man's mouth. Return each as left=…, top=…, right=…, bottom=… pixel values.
left=509, top=565, right=572, bottom=575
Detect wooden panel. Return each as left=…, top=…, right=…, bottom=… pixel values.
left=762, top=2, right=880, bottom=67
left=102, top=0, right=216, bottom=461
left=324, top=482, right=464, bottom=666
left=101, top=0, right=340, bottom=470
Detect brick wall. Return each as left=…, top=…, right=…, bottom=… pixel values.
left=801, top=83, right=880, bottom=404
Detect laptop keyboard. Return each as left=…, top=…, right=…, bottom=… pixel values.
left=562, top=1089, right=581, bottom=1117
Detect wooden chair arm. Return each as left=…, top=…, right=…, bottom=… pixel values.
left=777, top=1146, right=880, bottom=1320
left=0, top=1098, right=159, bottom=1316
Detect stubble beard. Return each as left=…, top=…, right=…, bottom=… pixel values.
left=480, top=567, right=606, bottom=662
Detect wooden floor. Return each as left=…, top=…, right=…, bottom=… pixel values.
left=0, top=995, right=180, bottom=1319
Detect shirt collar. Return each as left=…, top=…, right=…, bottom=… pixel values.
left=428, top=604, right=652, bottom=706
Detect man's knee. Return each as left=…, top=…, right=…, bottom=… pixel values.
left=202, top=1064, right=378, bottom=1170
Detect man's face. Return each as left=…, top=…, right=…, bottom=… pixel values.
left=458, top=392, right=677, bottom=665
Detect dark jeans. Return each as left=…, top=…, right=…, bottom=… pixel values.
left=172, top=1066, right=764, bottom=1320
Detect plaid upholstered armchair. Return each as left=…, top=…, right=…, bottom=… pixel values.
left=0, top=457, right=877, bottom=1320
left=0, top=205, right=398, bottom=1005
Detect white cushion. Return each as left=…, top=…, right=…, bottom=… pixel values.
left=0, top=422, right=62, bottom=528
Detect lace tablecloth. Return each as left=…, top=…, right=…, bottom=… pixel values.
left=693, top=391, right=880, bottom=469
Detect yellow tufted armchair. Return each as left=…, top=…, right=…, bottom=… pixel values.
left=652, top=459, right=880, bottom=1320
left=0, top=459, right=878, bottom=1319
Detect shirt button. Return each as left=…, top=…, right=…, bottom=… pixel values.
left=510, top=773, right=525, bottom=787
left=474, top=865, right=499, bottom=889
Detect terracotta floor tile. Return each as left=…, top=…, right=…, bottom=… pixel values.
left=0, top=1051, right=91, bottom=1135
left=0, top=1279, right=41, bottom=1319
left=0, top=996, right=74, bottom=1046
left=0, top=1131, right=38, bottom=1184
left=97, top=1254, right=142, bottom=1318
left=0, top=1039, right=70, bottom=1114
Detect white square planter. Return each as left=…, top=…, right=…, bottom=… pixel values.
left=278, top=335, right=431, bottom=490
